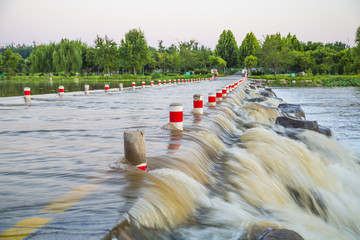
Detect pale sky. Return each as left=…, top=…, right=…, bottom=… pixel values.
left=0, top=0, right=359, bottom=50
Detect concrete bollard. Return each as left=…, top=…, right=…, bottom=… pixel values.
left=124, top=130, right=147, bottom=172
left=163, top=80, right=167, bottom=85
left=132, top=82, right=136, bottom=89
left=193, top=94, right=203, bottom=115
left=151, top=80, right=154, bottom=87
left=105, top=84, right=109, bottom=92
left=208, top=93, right=216, bottom=107
left=181, top=79, right=184, bottom=83
left=178, top=79, right=180, bottom=84
left=222, top=87, right=227, bottom=98
left=142, top=81, right=145, bottom=88
left=119, top=83, right=123, bottom=91
left=216, top=89, right=223, bottom=101
left=84, top=84, right=90, bottom=95
left=59, top=85, right=64, bottom=96
left=24, top=87, right=31, bottom=102
left=169, top=103, right=183, bottom=131
left=158, top=80, right=161, bottom=86
left=168, top=80, right=171, bottom=85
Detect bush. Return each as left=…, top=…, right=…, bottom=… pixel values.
left=151, top=72, right=161, bottom=79
left=194, top=69, right=209, bottom=75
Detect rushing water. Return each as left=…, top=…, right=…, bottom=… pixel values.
left=0, top=76, right=359, bottom=240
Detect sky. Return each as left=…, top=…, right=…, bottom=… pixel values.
left=0, top=0, right=359, bottom=50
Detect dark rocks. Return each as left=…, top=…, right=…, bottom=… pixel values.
left=275, top=116, right=319, bottom=132
left=319, top=125, right=332, bottom=137
left=278, top=104, right=305, bottom=120
left=246, top=96, right=266, bottom=102
left=265, top=87, right=277, bottom=97
left=262, top=229, right=304, bottom=240
left=259, top=90, right=276, bottom=98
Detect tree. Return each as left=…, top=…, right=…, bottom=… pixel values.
left=260, top=33, right=286, bottom=76
left=3, top=48, right=22, bottom=76
left=239, top=32, right=260, bottom=65
left=119, top=28, right=149, bottom=75
left=178, top=40, right=199, bottom=72
left=94, top=35, right=117, bottom=76
left=244, top=55, right=258, bottom=75
left=355, top=26, right=360, bottom=46
left=29, top=43, right=55, bottom=75
left=215, top=30, right=239, bottom=68
left=53, top=39, right=82, bottom=77
left=287, top=51, right=313, bottom=73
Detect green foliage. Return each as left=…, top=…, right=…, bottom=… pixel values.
left=244, top=55, right=258, bottom=74
left=119, top=28, right=149, bottom=75
left=151, top=72, right=161, bottom=79
left=215, top=30, right=239, bottom=68
left=29, top=43, right=55, bottom=75
left=259, top=33, right=285, bottom=76
left=94, top=35, right=118, bottom=75
left=194, top=69, right=209, bottom=75
left=3, top=48, right=23, bottom=76
left=53, top=39, right=82, bottom=77
left=239, top=32, right=260, bottom=65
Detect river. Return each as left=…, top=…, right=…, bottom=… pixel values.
left=0, top=75, right=359, bottom=240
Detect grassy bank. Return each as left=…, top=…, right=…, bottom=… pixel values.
left=250, top=74, right=360, bottom=87
left=0, top=73, right=220, bottom=97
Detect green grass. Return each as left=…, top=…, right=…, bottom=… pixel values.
left=250, top=74, right=360, bottom=87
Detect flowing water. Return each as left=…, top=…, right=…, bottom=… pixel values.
left=0, top=76, right=359, bottom=240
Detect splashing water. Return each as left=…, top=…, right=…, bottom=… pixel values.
left=107, top=83, right=360, bottom=240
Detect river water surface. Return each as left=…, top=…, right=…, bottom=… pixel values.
left=0, top=76, right=359, bottom=240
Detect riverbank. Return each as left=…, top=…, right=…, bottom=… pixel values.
left=0, top=74, right=218, bottom=97
left=249, top=74, right=360, bottom=87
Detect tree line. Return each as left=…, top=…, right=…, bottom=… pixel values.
left=0, top=27, right=359, bottom=77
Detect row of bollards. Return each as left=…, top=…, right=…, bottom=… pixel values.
left=23, top=78, right=213, bottom=102
left=126, top=77, right=246, bottom=172
left=168, top=77, right=246, bottom=131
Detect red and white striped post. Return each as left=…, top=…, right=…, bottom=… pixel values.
left=158, top=80, right=162, bottom=86
left=178, top=79, right=180, bottom=84
left=151, top=80, right=154, bottom=87
left=59, top=85, right=64, bottom=96
left=105, top=84, right=109, bottom=92
left=163, top=80, right=167, bottom=85
left=226, top=85, right=230, bottom=94
left=193, top=94, right=203, bottom=115
left=136, top=163, right=147, bottom=172
left=142, top=81, right=145, bottom=88
left=84, top=84, right=90, bottom=95
left=173, top=79, right=177, bottom=84
left=169, top=103, right=183, bottom=131
left=132, top=82, right=136, bottom=89
left=222, top=87, right=227, bottom=98
left=24, top=87, right=31, bottom=102
left=168, top=80, right=172, bottom=85
left=208, top=93, right=216, bottom=107
left=216, top=89, right=223, bottom=102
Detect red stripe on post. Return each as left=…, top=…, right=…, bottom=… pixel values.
left=170, top=111, right=183, bottom=122
left=193, top=100, right=203, bottom=108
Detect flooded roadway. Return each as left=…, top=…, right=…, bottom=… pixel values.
left=0, top=75, right=359, bottom=239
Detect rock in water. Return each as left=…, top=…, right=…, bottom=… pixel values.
left=262, top=229, right=304, bottom=240
left=275, top=116, right=319, bottom=132
left=278, top=104, right=305, bottom=120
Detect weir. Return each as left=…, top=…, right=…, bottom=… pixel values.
left=0, top=75, right=359, bottom=240
left=105, top=77, right=360, bottom=240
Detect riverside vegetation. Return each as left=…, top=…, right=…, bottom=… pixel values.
left=0, top=27, right=359, bottom=92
